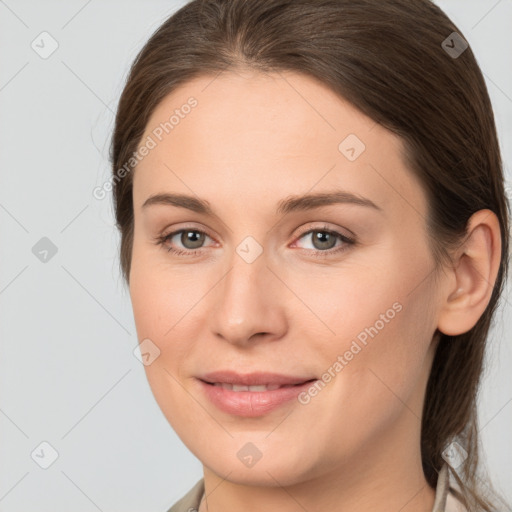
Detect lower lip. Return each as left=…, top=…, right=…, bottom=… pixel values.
left=197, top=379, right=317, bottom=417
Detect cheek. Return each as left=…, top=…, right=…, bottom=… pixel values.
left=129, top=253, right=205, bottom=428
left=129, top=240, right=187, bottom=337
left=129, top=245, right=212, bottom=372
left=293, top=297, right=434, bottom=466
left=301, top=252, right=436, bottom=419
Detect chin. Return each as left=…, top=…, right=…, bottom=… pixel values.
left=195, top=440, right=323, bottom=488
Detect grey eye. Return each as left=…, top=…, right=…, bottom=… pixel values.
left=179, top=230, right=206, bottom=249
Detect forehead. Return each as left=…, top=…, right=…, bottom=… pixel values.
left=133, top=70, right=426, bottom=220
left=142, top=70, right=378, bottom=160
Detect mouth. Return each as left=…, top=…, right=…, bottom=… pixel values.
left=196, top=371, right=318, bottom=417
left=203, top=381, right=316, bottom=392
left=199, top=370, right=317, bottom=387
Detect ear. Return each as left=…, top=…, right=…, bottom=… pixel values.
left=437, top=209, right=502, bottom=336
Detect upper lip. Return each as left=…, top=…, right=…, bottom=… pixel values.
left=199, top=370, right=316, bottom=386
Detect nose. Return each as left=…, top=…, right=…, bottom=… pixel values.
left=209, top=248, right=288, bottom=347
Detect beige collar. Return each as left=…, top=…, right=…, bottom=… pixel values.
left=432, top=464, right=467, bottom=512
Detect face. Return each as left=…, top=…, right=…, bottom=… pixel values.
left=129, top=69, right=443, bottom=486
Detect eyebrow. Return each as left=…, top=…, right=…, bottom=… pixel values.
left=141, top=190, right=382, bottom=215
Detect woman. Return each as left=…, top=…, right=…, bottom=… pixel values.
left=110, top=0, right=510, bottom=510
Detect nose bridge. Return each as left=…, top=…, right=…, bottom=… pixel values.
left=210, top=243, right=283, bottom=343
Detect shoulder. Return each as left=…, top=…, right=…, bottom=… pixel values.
left=165, top=478, right=204, bottom=512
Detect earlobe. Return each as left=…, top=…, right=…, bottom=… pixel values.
left=437, top=209, right=502, bottom=336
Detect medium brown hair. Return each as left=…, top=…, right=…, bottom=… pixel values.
left=110, top=0, right=510, bottom=509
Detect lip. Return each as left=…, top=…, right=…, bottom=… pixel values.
left=197, top=371, right=317, bottom=417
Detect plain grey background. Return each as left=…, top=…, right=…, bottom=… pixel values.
left=0, top=1, right=511, bottom=511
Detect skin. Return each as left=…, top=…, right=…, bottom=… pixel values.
left=128, top=69, right=501, bottom=512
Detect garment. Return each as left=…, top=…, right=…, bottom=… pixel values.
left=166, top=463, right=466, bottom=512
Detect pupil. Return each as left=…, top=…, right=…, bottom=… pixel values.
left=182, top=231, right=205, bottom=249
left=314, top=231, right=336, bottom=250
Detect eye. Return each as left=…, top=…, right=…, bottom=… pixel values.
left=154, top=224, right=355, bottom=258
left=154, top=228, right=215, bottom=256
left=292, top=225, right=355, bottom=257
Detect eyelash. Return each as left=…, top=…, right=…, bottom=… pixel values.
left=153, top=225, right=356, bottom=259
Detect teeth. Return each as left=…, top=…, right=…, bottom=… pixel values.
left=213, top=383, right=283, bottom=391
left=226, top=384, right=247, bottom=391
